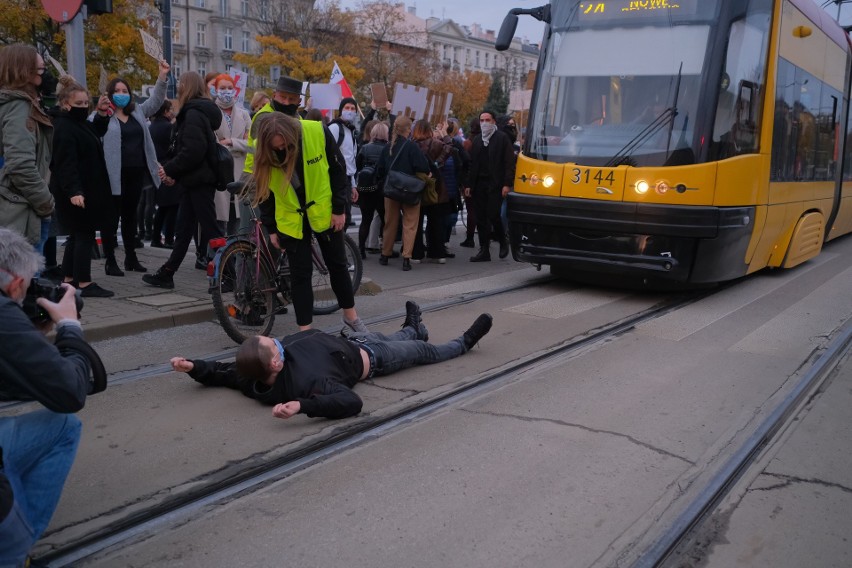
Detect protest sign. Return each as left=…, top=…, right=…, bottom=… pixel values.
left=139, top=29, right=163, bottom=62
left=46, top=54, right=67, bottom=77
left=391, top=83, right=429, bottom=120
left=371, top=83, right=388, bottom=108
left=309, top=83, right=342, bottom=111
left=425, top=90, right=453, bottom=124
left=98, top=64, right=108, bottom=94
left=509, top=89, right=533, bottom=111
left=231, top=69, right=248, bottom=106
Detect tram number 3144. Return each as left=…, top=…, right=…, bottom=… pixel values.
left=570, top=168, right=616, bottom=186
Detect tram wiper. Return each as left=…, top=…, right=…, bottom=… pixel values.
left=605, top=63, right=683, bottom=168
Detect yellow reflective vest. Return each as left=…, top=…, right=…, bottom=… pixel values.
left=268, top=119, right=333, bottom=240
left=243, top=102, right=274, bottom=174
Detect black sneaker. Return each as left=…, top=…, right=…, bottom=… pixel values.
left=459, top=237, right=476, bottom=248
left=463, top=314, right=493, bottom=350
left=402, top=301, right=428, bottom=341
left=499, top=238, right=509, bottom=259
left=143, top=267, right=175, bottom=289
left=79, top=282, right=115, bottom=298
left=379, top=255, right=389, bottom=266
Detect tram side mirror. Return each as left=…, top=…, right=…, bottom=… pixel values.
left=496, top=14, right=518, bottom=51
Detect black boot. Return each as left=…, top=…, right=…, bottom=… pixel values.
left=402, top=300, right=428, bottom=341
left=359, top=245, right=367, bottom=260
left=460, top=237, right=476, bottom=248
left=470, top=247, right=491, bottom=262
left=379, top=255, right=389, bottom=266
left=124, top=253, right=148, bottom=273
left=463, top=314, right=493, bottom=350
left=143, top=266, right=175, bottom=289
left=105, top=258, right=125, bottom=277
left=402, top=258, right=412, bottom=271
left=499, top=237, right=509, bottom=259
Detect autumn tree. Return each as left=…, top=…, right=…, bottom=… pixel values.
left=354, top=0, right=434, bottom=90
left=484, top=69, right=509, bottom=115
left=235, top=35, right=363, bottom=85
left=0, top=0, right=158, bottom=96
left=427, top=69, right=491, bottom=127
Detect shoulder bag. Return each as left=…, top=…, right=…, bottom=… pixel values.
left=383, top=140, right=425, bottom=205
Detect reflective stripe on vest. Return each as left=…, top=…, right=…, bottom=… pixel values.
left=269, top=120, right=332, bottom=240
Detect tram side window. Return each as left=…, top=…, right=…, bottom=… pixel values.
left=711, top=10, right=771, bottom=160
left=770, top=59, right=839, bottom=182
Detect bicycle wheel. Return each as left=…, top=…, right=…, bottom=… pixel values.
left=211, top=241, right=277, bottom=343
left=311, top=234, right=364, bottom=315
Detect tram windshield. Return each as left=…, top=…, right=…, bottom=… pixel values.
left=528, top=0, right=737, bottom=166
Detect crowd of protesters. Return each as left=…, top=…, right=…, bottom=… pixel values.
left=0, top=42, right=521, bottom=303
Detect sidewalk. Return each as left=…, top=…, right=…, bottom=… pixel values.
left=70, top=240, right=381, bottom=342
left=71, top=244, right=216, bottom=342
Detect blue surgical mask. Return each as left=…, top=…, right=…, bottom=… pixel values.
left=112, top=93, right=131, bottom=108
left=209, top=85, right=218, bottom=99
left=341, top=109, right=357, bottom=122
left=272, top=338, right=285, bottom=365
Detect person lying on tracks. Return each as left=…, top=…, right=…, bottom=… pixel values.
left=170, top=302, right=493, bottom=420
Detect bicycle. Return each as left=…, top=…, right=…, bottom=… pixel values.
left=208, top=184, right=363, bottom=344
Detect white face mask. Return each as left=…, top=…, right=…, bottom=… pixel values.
left=216, top=89, right=236, bottom=108
left=341, top=109, right=357, bottom=122
left=480, top=122, right=497, bottom=137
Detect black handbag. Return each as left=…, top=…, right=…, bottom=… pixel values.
left=383, top=140, right=425, bottom=205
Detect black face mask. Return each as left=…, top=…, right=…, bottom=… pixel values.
left=274, top=149, right=287, bottom=164
left=68, top=107, right=89, bottom=122
left=272, top=100, right=298, bottom=117
left=505, top=125, right=518, bottom=143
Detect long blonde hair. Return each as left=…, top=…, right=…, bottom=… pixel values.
left=176, top=71, right=208, bottom=109
left=389, top=116, right=412, bottom=155
left=248, top=112, right=301, bottom=207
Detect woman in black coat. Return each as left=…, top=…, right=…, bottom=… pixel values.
left=147, top=99, right=179, bottom=248
left=49, top=77, right=115, bottom=298
left=144, top=71, right=224, bottom=289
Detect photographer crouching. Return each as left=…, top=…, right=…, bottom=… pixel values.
left=0, top=227, right=106, bottom=566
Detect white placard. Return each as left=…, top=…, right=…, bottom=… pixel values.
left=46, top=54, right=67, bottom=77
left=98, top=64, right=109, bottom=94
left=309, top=83, right=342, bottom=111
left=509, top=89, right=533, bottom=111
left=391, top=82, right=429, bottom=120
left=231, top=69, right=248, bottom=106
left=139, top=29, right=163, bottom=62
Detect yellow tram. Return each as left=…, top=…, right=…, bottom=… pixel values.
left=497, top=0, right=852, bottom=284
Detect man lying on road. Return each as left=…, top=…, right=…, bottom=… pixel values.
left=170, top=302, right=492, bottom=420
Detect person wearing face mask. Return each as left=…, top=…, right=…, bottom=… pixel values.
left=328, top=97, right=361, bottom=228
left=47, top=77, right=115, bottom=297
left=93, top=60, right=170, bottom=277
left=205, top=71, right=220, bottom=101
left=465, top=110, right=515, bottom=262
left=143, top=71, right=224, bottom=289
left=243, top=75, right=304, bottom=176
left=212, top=74, right=251, bottom=235
left=0, top=44, right=54, bottom=249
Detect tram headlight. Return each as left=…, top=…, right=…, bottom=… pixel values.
left=655, top=181, right=670, bottom=195
left=529, top=174, right=540, bottom=185
left=635, top=180, right=650, bottom=195
left=542, top=175, right=555, bottom=188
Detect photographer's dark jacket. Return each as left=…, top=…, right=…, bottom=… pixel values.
left=188, top=329, right=366, bottom=419
left=0, top=293, right=91, bottom=412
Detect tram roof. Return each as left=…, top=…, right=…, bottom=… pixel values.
left=791, top=0, right=849, bottom=50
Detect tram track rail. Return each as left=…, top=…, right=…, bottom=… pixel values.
left=38, top=286, right=717, bottom=567
left=628, top=317, right=852, bottom=568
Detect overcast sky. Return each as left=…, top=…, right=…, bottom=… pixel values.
left=337, top=0, right=548, bottom=44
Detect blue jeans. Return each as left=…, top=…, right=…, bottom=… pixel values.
left=349, top=326, right=466, bottom=376
left=34, top=217, right=51, bottom=256
left=0, top=411, right=81, bottom=565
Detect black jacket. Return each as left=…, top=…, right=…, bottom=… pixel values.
left=188, top=329, right=366, bottom=419
left=0, top=293, right=91, bottom=411
left=48, top=109, right=114, bottom=232
left=356, top=140, right=387, bottom=188
left=468, top=129, right=516, bottom=191
left=162, top=98, right=222, bottom=189
left=376, top=137, right=430, bottom=180
left=148, top=115, right=173, bottom=162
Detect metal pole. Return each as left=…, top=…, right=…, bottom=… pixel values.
left=64, top=5, right=87, bottom=88
left=162, top=0, right=175, bottom=97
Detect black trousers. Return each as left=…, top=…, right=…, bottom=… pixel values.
left=281, top=227, right=354, bottom=327
left=102, top=166, right=146, bottom=262
left=61, top=231, right=96, bottom=283
left=357, top=190, right=385, bottom=252
left=473, top=180, right=505, bottom=248
left=165, top=186, right=222, bottom=272
left=153, top=204, right=178, bottom=243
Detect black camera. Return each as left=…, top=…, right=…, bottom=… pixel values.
left=22, top=278, right=83, bottom=325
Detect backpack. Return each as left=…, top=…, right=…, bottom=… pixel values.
left=200, top=113, right=235, bottom=192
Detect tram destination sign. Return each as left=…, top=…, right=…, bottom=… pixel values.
left=577, top=0, right=699, bottom=22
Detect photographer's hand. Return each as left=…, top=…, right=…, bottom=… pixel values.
left=37, top=284, right=79, bottom=324
left=170, top=357, right=194, bottom=373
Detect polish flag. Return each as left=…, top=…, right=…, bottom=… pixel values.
left=329, top=61, right=353, bottom=99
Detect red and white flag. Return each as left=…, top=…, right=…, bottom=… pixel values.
left=329, top=61, right=353, bottom=99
